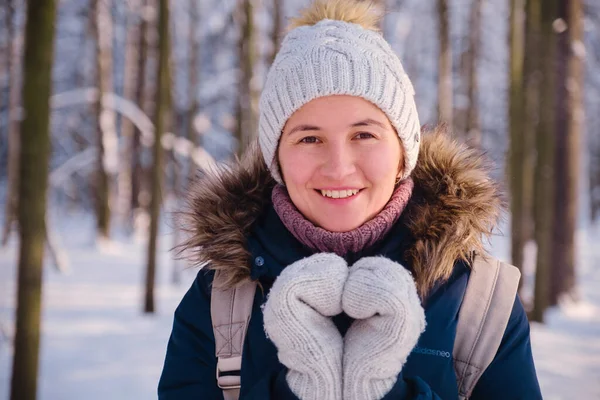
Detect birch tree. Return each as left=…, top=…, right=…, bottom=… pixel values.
left=1, top=0, right=21, bottom=246
left=91, top=0, right=117, bottom=240
left=117, top=0, right=141, bottom=228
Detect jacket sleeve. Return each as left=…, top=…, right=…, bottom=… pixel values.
left=158, top=269, right=301, bottom=400
left=470, top=295, right=543, bottom=400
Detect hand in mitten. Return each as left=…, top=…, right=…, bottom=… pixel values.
left=342, top=256, right=426, bottom=400
left=263, top=253, right=348, bottom=400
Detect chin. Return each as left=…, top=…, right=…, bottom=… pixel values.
left=315, top=218, right=364, bottom=233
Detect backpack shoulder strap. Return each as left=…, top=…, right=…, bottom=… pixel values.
left=210, top=271, right=257, bottom=400
left=453, top=254, right=521, bottom=400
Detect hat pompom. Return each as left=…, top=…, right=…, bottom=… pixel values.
left=288, top=0, right=383, bottom=32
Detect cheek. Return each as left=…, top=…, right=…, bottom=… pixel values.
left=278, top=147, right=315, bottom=187
left=360, top=146, right=402, bottom=183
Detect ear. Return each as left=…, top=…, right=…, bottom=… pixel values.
left=396, top=151, right=405, bottom=181
left=395, top=135, right=406, bottom=179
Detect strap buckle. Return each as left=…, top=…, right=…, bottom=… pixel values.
left=216, top=356, right=242, bottom=390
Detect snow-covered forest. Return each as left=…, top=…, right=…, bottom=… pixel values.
left=0, top=0, right=599, bottom=398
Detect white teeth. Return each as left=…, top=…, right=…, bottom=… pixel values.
left=319, top=189, right=360, bottom=199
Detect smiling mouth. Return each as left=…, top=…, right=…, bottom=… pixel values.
left=317, top=189, right=362, bottom=199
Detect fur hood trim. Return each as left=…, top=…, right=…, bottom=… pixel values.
left=177, top=127, right=505, bottom=297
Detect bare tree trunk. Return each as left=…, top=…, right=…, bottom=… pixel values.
left=0, top=3, right=5, bottom=142
left=464, top=0, right=482, bottom=147
left=592, top=137, right=600, bottom=222
left=185, top=0, right=199, bottom=183
left=91, top=0, right=116, bottom=240
left=170, top=141, right=181, bottom=285
left=234, top=0, right=257, bottom=157
left=131, top=0, right=150, bottom=215
left=592, top=67, right=600, bottom=223
left=269, top=0, right=282, bottom=65
left=1, top=0, right=20, bottom=246
left=171, top=154, right=181, bottom=285
left=550, top=0, right=569, bottom=306
left=521, top=0, right=542, bottom=248
left=172, top=0, right=201, bottom=285
left=144, top=0, right=170, bottom=313
left=168, top=52, right=181, bottom=284
left=532, top=0, right=558, bottom=323
left=117, top=0, right=141, bottom=230
left=508, top=0, right=527, bottom=278
left=143, top=3, right=159, bottom=138
left=9, top=0, right=57, bottom=399
left=550, top=0, right=583, bottom=305
left=564, top=0, right=584, bottom=280
left=437, top=0, right=453, bottom=128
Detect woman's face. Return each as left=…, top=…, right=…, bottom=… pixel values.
left=278, top=95, right=404, bottom=232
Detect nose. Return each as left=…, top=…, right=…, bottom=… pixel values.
left=319, top=142, right=357, bottom=181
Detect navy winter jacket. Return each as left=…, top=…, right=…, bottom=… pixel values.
left=158, top=133, right=542, bottom=399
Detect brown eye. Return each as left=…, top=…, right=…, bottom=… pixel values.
left=300, top=136, right=319, bottom=144
left=355, top=132, right=375, bottom=140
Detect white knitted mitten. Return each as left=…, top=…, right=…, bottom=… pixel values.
left=263, top=253, right=348, bottom=400
left=342, top=256, right=426, bottom=400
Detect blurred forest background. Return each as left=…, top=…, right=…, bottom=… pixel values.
left=0, top=0, right=599, bottom=399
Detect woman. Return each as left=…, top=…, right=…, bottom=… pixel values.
left=158, top=1, right=542, bottom=399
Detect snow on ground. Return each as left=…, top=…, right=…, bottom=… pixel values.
left=528, top=226, right=600, bottom=399
left=0, top=213, right=195, bottom=400
left=488, top=223, right=600, bottom=399
left=0, top=212, right=599, bottom=399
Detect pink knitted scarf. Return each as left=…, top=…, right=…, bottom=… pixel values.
left=271, top=179, right=414, bottom=256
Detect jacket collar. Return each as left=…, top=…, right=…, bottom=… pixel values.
left=177, top=127, right=505, bottom=297
left=248, top=203, right=413, bottom=279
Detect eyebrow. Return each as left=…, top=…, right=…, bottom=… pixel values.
left=286, top=118, right=386, bottom=136
left=288, top=124, right=321, bottom=136
left=351, top=118, right=386, bottom=129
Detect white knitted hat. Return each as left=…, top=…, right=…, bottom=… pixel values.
left=258, top=18, right=421, bottom=185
